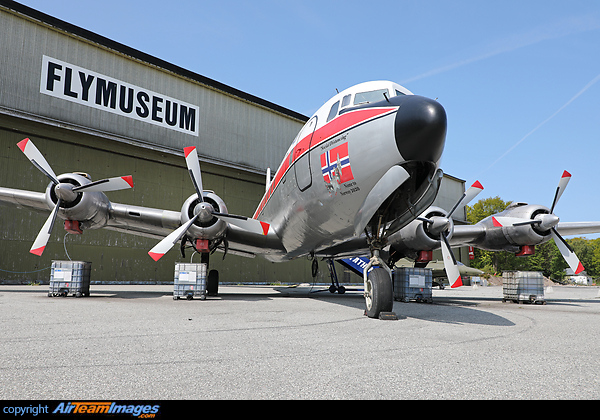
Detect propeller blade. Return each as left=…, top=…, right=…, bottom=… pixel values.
left=17, top=138, right=59, bottom=185
left=148, top=215, right=199, bottom=261
left=184, top=146, right=204, bottom=202
left=447, top=180, right=484, bottom=218
left=30, top=199, right=61, bottom=256
left=212, top=212, right=270, bottom=236
left=440, top=233, right=462, bottom=288
left=550, top=170, right=571, bottom=214
left=72, top=176, right=134, bottom=192
left=551, top=228, right=585, bottom=275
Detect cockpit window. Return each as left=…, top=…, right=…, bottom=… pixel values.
left=341, top=94, right=351, bottom=108
left=354, top=89, right=389, bottom=105
left=327, top=100, right=340, bottom=122
left=395, top=90, right=406, bottom=96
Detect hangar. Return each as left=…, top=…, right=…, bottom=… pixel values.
left=0, top=1, right=470, bottom=285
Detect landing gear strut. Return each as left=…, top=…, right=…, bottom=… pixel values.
left=326, top=259, right=345, bottom=294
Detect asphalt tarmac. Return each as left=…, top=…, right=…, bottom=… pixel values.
left=1, top=283, right=599, bottom=400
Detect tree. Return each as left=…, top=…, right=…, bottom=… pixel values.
left=466, top=196, right=511, bottom=225
left=466, top=196, right=511, bottom=273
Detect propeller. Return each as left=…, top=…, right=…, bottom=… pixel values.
left=492, top=170, right=584, bottom=275
left=419, top=180, right=484, bottom=287
left=148, top=146, right=270, bottom=261
left=17, top=138, right=134, bottom=256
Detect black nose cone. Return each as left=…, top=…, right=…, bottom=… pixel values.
left=395, top=95, right=447, bottom=163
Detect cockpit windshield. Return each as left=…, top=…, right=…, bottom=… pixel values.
left=353, top=88, right=389, bottom=105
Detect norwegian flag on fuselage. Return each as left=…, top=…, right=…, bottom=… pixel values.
left=320, top=142, right=354, bottom=184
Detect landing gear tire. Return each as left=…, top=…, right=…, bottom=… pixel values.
left=207, top=269, right=219, bottom=296
left=329, top=285, right=346, bottom=294
left=364, top=267, right=393, bottom=319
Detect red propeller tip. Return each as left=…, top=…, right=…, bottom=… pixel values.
left=575, top=262, right=585, bottom=275
left=121, top=176, right=134, bottom=188
left=562, top=170, right=571, bottom=179
left=492, top=217, right=503, bottom=227
left=471, top=180, right=484, bottom=190
left=17, top=138, right=29, bottom=152
left=451, top=276, right=463, bottom=288
left=260, top=221, right=270, bottom=236
left=183, top=146, right=196, bottom=158
left=30, top=246, right=45, bottom=256
left=148, top=252, right=164, bottom=262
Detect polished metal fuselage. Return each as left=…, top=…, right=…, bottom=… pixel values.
left=254, top=101, right=441, bottom=262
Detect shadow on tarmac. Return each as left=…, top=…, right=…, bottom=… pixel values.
left=274, top=285, right=517, bottom=326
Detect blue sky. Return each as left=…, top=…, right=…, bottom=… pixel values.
left=18, top=0, right=600, bottom=237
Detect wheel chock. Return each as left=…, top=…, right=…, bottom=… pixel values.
left=379, top=311, right=399, bottom=320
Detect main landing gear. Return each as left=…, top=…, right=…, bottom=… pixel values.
left=311, top=258, right=346, bottom=294
left=326, top=259, right=345, bottom=294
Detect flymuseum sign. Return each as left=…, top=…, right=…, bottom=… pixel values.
left=40, top=55, right=199, bottom=136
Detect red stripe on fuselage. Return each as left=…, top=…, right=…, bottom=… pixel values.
left=253, top=107, right=397, bottom=219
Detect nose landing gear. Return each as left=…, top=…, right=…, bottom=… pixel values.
left=362, top=250, right=395, bottom=319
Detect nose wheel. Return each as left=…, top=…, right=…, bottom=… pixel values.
left=362, top=250, right=395, bottom=319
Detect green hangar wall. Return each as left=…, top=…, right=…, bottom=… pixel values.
left=0, top=2, right=315, bottom=284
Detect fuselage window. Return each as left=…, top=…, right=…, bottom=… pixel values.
left=327, top=100, right=340, bottom=122
left=354, top=88, right=389, bottom=105
left=341, top=94, right=351, bottom=108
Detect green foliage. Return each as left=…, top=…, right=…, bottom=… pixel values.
left=466, top=197, right=599, bottom=282
left=466, top=196, right=511, bottom=225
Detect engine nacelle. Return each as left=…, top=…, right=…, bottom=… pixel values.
left=475, top=202, right=552, bottom=253
left=45, top=173, right=111, bottom=231
left=387, top=206, right=454, bottom=259
left=180, top=191, right=228, bottom=240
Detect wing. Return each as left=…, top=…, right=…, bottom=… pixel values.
left=555, top=222, right=600, bottom=237
left=0, top=185, right=283, bottom=258
left=0, top=187, right=51, bottom=213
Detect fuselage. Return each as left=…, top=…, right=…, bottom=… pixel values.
left=253, top=81, right=447, bottom=262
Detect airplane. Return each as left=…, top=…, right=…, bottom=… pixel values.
left=2, top=80, right=599, bottom=319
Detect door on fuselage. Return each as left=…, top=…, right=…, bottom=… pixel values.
left=294, top=116, right=317, bottom=191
